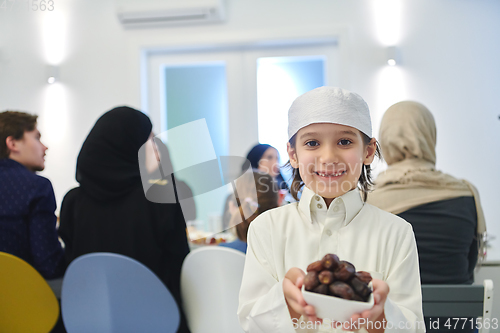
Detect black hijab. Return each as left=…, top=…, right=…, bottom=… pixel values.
left=241, top=143, right=272, bottom=173
left=238, top=143, right=289, bottom=192
left=76, top=106, right=152, bottom=201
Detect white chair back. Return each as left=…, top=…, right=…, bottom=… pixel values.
left=181, top=246, right=246, bottom=333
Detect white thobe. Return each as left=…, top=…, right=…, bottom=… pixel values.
left=238, top=187, right=425, bottom=333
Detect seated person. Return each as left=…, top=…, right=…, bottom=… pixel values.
left=0, top=111, right=65, bottom=279
left=58, top=106, right=191, bottom=333
left=140, top=137, right=196, bottom=222
left=222, top=143, right=288, bottom=230
left=242, top=143, right=289, bottom=190
left=220, top=171, right=279, bottom=253
left=367, top=101, right=486, bottom=333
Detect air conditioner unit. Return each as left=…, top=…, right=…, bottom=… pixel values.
left=116, top=0, right=226, bottom=29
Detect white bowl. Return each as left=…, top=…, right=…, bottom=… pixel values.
left=302, top=283, right=374, bottom=322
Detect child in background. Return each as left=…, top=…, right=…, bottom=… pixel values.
left=219, top=171, right=280, bottom=253
left=238, top=87, right=424, bottom=332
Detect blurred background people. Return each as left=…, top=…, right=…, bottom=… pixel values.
left=222, top=143, right=288, bottom=230
left=241, top=143, right=288, bottom=190
left=368, top=101, right=486, bottom=284
left=58, top=106, right=191, bottom=333
left=367, top=101, right=486, bottom=333
left=140, top=136, right=196, bottom=222
left=219, top=171, right=279, bottom=253
left=0, top=110, right=65, bottom=279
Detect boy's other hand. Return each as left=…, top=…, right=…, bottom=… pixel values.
left=342, top=278, right=389, bottom=332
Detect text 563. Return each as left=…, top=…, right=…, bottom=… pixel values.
left=0, top=0, right=54, bottom=11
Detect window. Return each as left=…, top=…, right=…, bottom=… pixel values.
left=144, top=40, right=338, bottom=234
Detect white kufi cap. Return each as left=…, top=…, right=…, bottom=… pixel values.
left=288, top=86, right=372, bottom=140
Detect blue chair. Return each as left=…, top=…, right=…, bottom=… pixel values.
left=181, top=246, right=246, bottom=333
left=61, top=252, right=180, bottom=333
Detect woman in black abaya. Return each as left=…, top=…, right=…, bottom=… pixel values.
left=59, top=106, right=190, bottom=333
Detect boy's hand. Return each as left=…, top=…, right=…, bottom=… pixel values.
left=341, top=278, right=389, bottom=332
left=283, top=267, right=321, bottom=323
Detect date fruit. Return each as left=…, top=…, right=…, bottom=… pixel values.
left=318, top=270, right=335, bottom=285
left=321, top=253, right=340, bottom=271
left=304, top=253, right=372, bottom=302
left=313, top=283, right=330, bottom=295
left=304, top=271, right=320, bottom=291
left=333, top=261, right=355, bottom=281
left=307, top=260, right=324, bottom=272
left=350, top=277, right=372, bottom=298
left=356, top=271, right=372, bottom=284
left=329, top=281, right=355, bottom=300
left=352, top=293, right=365, bottom=302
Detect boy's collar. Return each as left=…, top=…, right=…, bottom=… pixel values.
left=298, top=186, right=363, bottom=225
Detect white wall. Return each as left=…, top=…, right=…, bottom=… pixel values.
left=1, top=0, right=499, bottom=257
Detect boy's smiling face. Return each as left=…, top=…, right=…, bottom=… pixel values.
left=287, top=123, right=376, bottom=205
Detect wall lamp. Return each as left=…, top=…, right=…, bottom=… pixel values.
left=46, top=65, right=59, bottom=84
left=386, top=46, right=401, bottom=66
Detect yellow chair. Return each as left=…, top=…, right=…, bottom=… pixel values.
left=0, top=252, right=60, bottom=333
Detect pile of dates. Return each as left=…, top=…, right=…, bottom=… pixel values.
left=304, top=253, right=372, bottom=302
